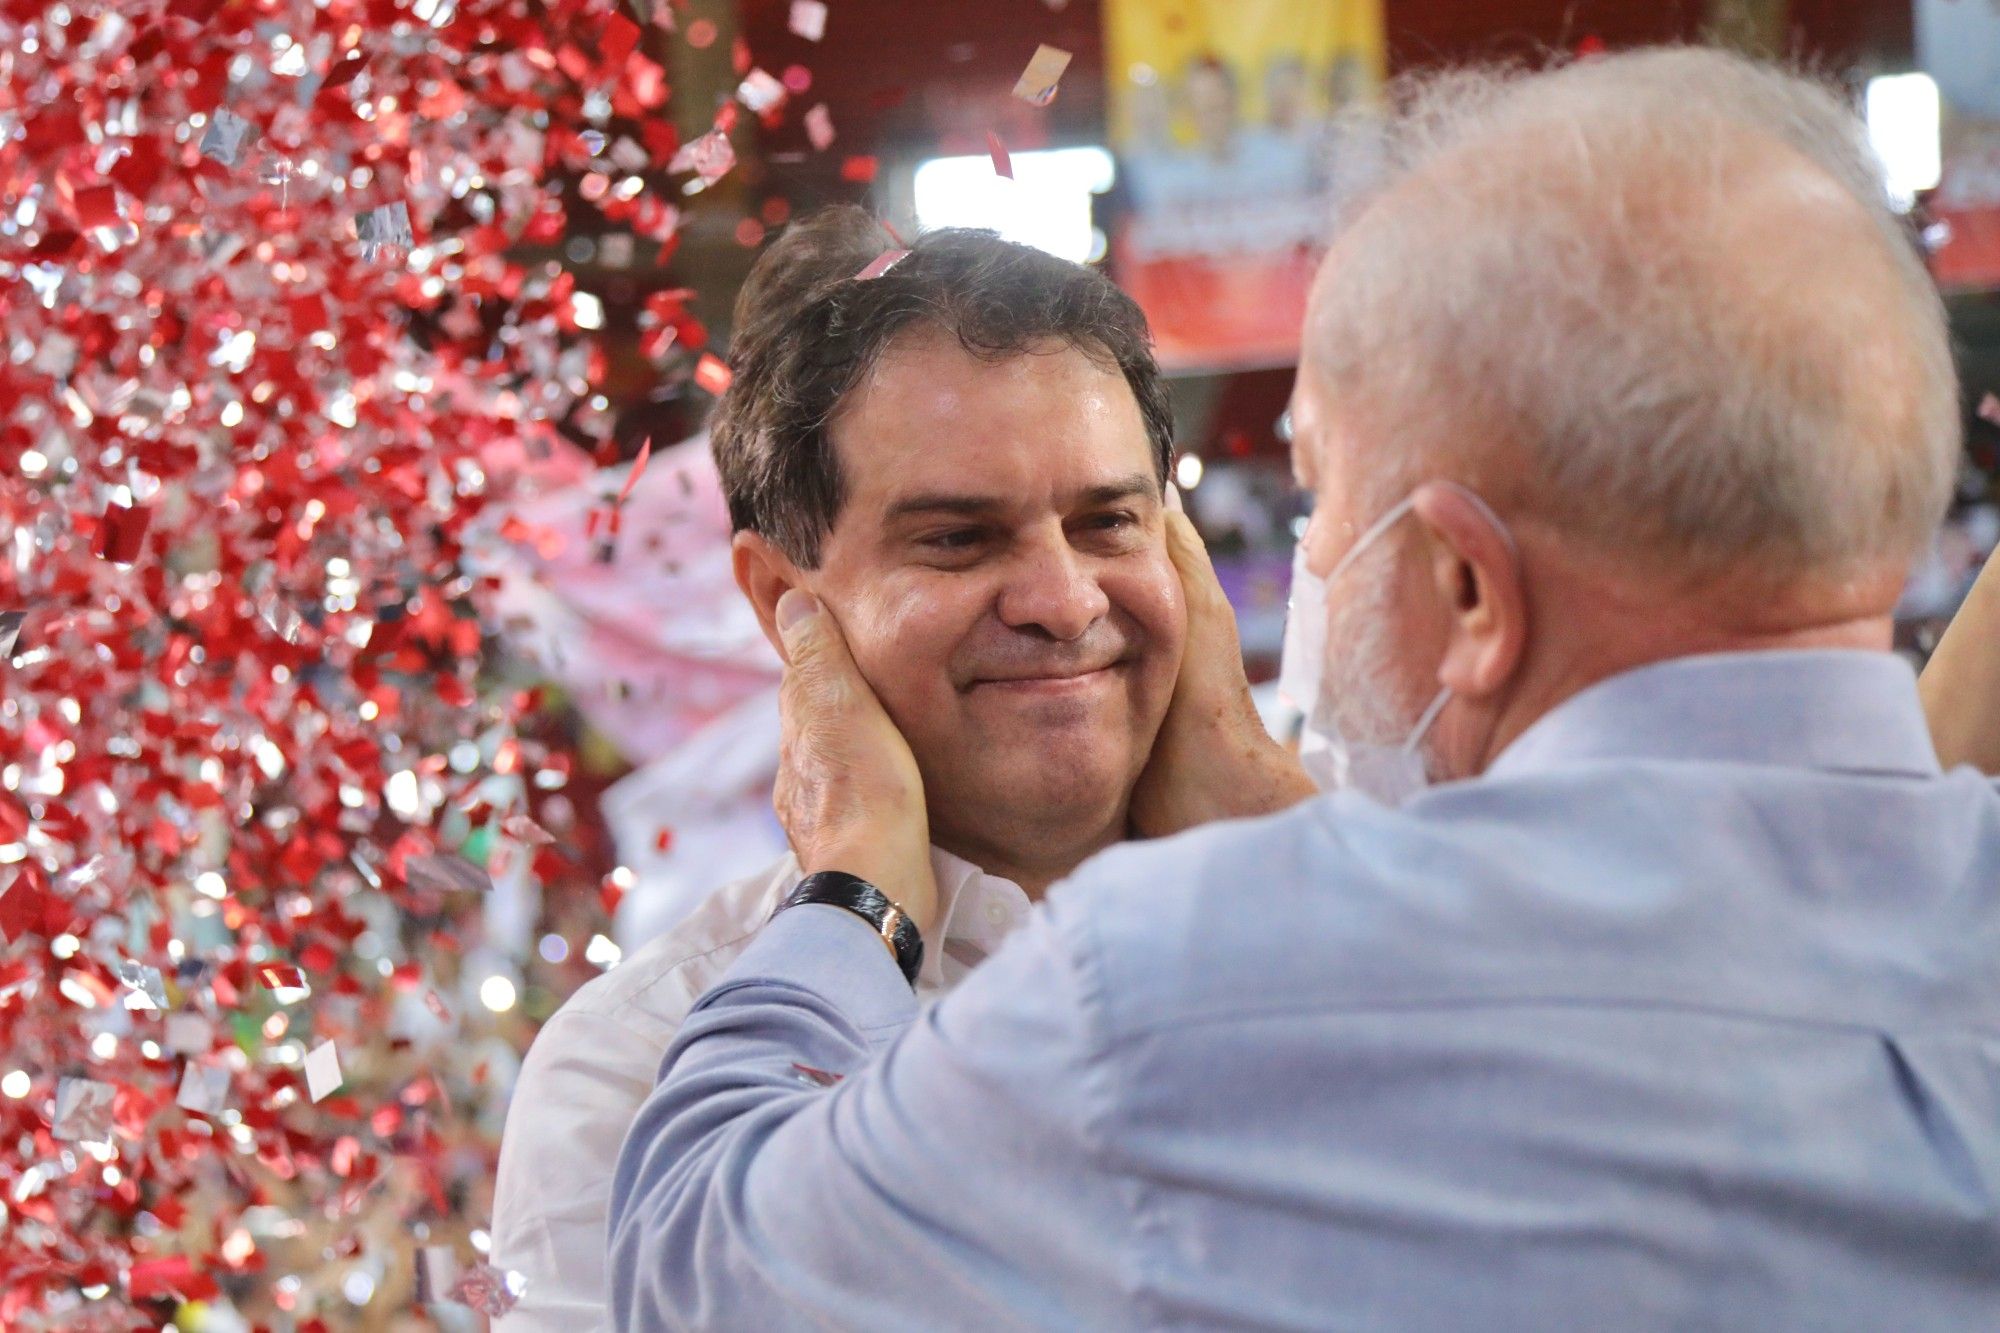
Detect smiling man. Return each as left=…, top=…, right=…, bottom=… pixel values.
left=489, top=207, right=1185, bottom=1330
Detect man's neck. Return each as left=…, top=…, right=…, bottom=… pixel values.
left=930, top=814, right=1126, bottom=901
left=1472, top=557, right=1902, bottom=775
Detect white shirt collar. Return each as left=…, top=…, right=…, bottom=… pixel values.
left=919, top=846, right=1033, bottom=991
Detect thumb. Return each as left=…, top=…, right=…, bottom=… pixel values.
left=776, top=587, right=834, bottom=666
left=777, top=589, right=863, bottom=695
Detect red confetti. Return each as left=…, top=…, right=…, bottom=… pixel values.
left=616, top=437, right=654, bottom=506
left=790, top=1062, right=844, bottom=1088
left=694, top=353, right=733, bottom=396
left=72, top=184, right=120, bottom=229
left=854, top=248, right=911, bottom=281
left=599, top=11, right=642, bottom=69
left=988, top=130, right=1013, bottom=179
left=805, top=103, right=835, bottom=152
left=92, top=502, right=151, bottom=564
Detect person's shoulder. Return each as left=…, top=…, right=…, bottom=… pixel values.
left=1056, top=793, right=1364, bottom=910
left=1042, top=794, right=1460, bottom=1036
left=550, top=854, right=801, bottom=1039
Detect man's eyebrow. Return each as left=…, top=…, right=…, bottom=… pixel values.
left=883, top=493, right=1009, bottom=523
left=883, top=474, right=1159, bottom=523
left=1076, top=474, right=1161, bottom=507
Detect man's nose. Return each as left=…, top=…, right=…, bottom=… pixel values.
left=994, top=535, right=1112, bottom=642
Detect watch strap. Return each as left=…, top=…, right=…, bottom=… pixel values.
left=779, top=871, right=924, bottom=986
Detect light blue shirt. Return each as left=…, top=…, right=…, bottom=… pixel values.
left=608, top=651, right=2000, bottom=1330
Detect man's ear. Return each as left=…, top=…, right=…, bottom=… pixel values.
left=1410, top=483, right=1526, bottom=703
left=733, top=530, right=809, bottom=666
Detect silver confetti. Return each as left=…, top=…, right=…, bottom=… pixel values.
left=405, top=851, right=493, bottom=895
left=174, top=1063, right=230, bottom=1118
left=199, top=107, right=256, bottom=168
left=52, top=1077, right=116, bottom=1146
left=117, top=960, right=168, bottom=1012
left=355, top=201, right=413, bottom=260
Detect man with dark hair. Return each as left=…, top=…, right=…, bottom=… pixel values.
left=489, top=207, right=1186, bottom=1331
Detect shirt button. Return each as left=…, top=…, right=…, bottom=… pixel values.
left=985, top=900, right=1010, bottom=926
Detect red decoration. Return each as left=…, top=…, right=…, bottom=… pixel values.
left=0, top=0, right=751, bottom=1321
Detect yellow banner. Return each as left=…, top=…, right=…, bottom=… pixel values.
left=1104, top=0, right=1385, bottom=371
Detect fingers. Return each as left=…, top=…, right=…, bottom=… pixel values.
left=1163, top=511, right=1239, bottom=643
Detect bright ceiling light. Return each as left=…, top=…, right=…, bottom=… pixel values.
left=913, top=146, right=1116, bottom=264
left=1866, top=72, right=1942, bottom=211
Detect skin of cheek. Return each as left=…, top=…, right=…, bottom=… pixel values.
left=803, top=520, right=1187, bottom=823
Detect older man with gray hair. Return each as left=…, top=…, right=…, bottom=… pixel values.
left=608, top=48, right=2000, bottom=1330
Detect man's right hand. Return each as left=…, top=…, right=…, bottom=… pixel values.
left=1128, top=512, right=1318, bottom=839
left=773, top=589, right=940, bottom=936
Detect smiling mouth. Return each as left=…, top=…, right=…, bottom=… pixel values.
left=968, top=663, right=1125, bottom=693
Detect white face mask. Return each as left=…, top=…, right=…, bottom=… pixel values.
left=1277, top=487, right=1510, bottom=804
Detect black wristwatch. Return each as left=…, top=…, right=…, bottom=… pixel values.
left=779, top=871, right=924, bottom=987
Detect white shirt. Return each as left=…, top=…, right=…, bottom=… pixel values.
left=491, top=847, right=1032, bottom=1332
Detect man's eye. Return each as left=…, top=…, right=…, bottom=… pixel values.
left=922, top=529, right=985, bottom=551
left=1081, top=511, right=1139, bottom=534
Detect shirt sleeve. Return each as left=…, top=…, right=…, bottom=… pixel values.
left=607, top=899, right=1135, bottom=1331
left=492, top=1006, right=665, bottom=1333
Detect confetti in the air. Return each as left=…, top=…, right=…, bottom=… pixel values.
left=306, top=1040, right=344, bottom=1103
left=694, top=353, right=734, bottom=396
left=988, top=130, right=1014, bottom=179
left=117, top=960, right=168, bottom=1012
left=806, top=102, right=836, bottom=151
left=0, top=0, right=725, bottom=1320
left=407, top=850, right=497, bottom=894
left=165, top=1012, right=213, bottom=1055
left=503, top=813, right=557, bottom=845
left=671, top=127, right=738, bottom=185
left=0, top=609, right=25, bottom=659
left=1012, top=44, right=1073, bottom=106
left=355, top=200, right=414, bottom=259
left=739, top=68, right=788, bottom=114
left=174, top=1063, right=232, bottom=1118
left=199, top=106, right=256, bottom=168
left=52, top=1077, right=117, bottom=1146
left=93, top=501, right=151, bottom=564
left=790, top=0, right=829, bottom=41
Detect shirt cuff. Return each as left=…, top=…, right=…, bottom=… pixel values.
left=695, top=902, right=920, bottom=1037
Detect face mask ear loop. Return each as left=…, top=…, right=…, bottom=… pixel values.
left=1402, top=685, right=1453, bottom=757
left=1434, top=481, right=1520, bottom=564
left=1321, top=493, right=1420, bottom=588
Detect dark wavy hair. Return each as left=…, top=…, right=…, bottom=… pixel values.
left=710, top=206, right=1176, bottom=568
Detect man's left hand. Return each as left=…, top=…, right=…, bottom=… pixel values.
left=773, top=589, right=940, bottom=937
left=1129, top=512, right=1317, bottom=838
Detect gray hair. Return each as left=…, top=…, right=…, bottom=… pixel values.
left=1310, top=47, right=1960, bottom=576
